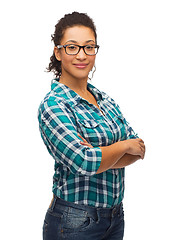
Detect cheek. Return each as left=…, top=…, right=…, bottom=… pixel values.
left=89, top=57, right=96, bottom=69
left=62, top=54, right=71, bottom=63
left=61, top=55, right=74, bottom=68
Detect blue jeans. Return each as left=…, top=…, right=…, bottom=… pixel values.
left=43, top=196, right=124, bottom=240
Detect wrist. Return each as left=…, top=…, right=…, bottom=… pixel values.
left=121, top=140, right=130, bottom=154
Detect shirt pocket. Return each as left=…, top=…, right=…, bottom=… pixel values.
left=78, top=119, right=99, bottom=128
left=77, top=119, right=102, bottom=146
left=111, top=114, right=127, bottom=141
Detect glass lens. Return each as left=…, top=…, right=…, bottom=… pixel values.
left=85, top=45, right=97, bottom=55
left=66, top=45, right=79, bottom=55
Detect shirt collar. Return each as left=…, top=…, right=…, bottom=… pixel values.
left=51, top=78, right=104, bottom=107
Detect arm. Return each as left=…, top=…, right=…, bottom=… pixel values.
left=38, top=99, right=102, bottom=177
left=96, top=142, right=128, bottom=173
left=78, top=135, right=145, bottom=174
left=111, top=154, right=141, bottom=169
left=97, top=138, right=145, bottom=173
left=77, top=95, right=145, bottom=173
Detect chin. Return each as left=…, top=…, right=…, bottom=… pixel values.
left=72, top=71, right=90, bottom=80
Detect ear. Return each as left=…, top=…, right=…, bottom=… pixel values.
left=54, top=46, right=61, bottom=61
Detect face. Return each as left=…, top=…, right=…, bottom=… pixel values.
left=54, top=25, right=96, bottom=81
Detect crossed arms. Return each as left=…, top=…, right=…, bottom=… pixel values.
left=78, top=134, right=145, bottom=174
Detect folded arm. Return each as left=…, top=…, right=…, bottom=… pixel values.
left=39, top=97, right=145, bottom=176
left=38, top=99, right=102, bottom=177
left=111, top=154, right=141, bottom=169
left=79, top=134, right=145, bottom=173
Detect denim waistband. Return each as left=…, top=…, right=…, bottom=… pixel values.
left=50, top=195, right=122, bottom=219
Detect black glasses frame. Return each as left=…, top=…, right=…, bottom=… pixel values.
left=57, top=44, right=100, bottom=56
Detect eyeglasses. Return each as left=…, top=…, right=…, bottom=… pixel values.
left=57, top=44, right=100, bottom=56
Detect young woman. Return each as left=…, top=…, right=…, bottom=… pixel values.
left=38, top=12, right=145, bottom=240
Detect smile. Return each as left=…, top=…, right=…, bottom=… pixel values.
left=74, top=64, right=88, bottom=69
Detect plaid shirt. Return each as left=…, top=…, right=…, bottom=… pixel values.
left=38, top=78, right=138, bottom=208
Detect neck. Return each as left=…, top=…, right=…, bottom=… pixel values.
left=59, top=74, right=89, bottom=95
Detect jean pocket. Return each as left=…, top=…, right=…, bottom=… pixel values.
left=43, top=210, right=63, bottom=240
left=63, top=207, right=93, bottom=232
left=43, top=219, right=48, bottom=240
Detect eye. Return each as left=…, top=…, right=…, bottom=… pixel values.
left=67, top=45, right=78, bottom=51
left=85, top=45, right=95, bottom=51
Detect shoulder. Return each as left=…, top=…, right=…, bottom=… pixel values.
left=101, top=91, right=116, bottom=105
left=93, top=84, right=119, bottom=107
left=38, top=90, right=71, bottom=118
left=93, top=85, right=123, bottom=115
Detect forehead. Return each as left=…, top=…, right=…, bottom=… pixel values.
left=61, top=25, right=96, bottom=44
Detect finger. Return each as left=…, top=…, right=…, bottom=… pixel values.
left=140, top=146, right=146, bottom=159
left=139, top=143, right=146, bottom=154
left=139, top=152, right=144, bottom=160
left=80, top=141, right=93, bottom=148
left=138, top=140, right=145, bottom=148
left=138, top=138, right=144, bottom=144
left=139, top=144, right=145, bottom=151
left=77, top=133, right=88, bottom=143
left=80, top=141, right=89, bottom=146
left=139, top=145, right=145, bottom=155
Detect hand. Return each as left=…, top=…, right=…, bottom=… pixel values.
left=125, top=138, right=145, bottom=159
left=77, top=133, right=93, bottom=148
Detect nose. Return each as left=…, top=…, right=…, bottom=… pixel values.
left=76, top=48, right=87, bottom=60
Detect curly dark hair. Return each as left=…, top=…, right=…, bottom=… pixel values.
left=47, top=12, right=97, bottom=77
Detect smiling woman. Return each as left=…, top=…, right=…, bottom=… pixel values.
left=54, top=25, right=97, bottom=84
left=47, top=12, right=97, bottom=78
left=38, top=11, right=145, bottom=240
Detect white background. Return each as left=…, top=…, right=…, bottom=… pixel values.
left=1, top=0, right=170, bottom=239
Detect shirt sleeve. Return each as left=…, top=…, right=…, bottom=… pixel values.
left=103, top=93, right=139, bottom=140
left=38, top=96, right=102, bottom=176
left=123, top=116, right=139, bottom=140
left=116, top=104, right=139, bottom=140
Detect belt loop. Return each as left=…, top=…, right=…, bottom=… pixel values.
left=96, top=209, right=100, bottom=224
left=49, top=195, right=57, bottom=211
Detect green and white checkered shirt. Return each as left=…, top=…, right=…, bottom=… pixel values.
left=38, top=78, right=138, bottom=208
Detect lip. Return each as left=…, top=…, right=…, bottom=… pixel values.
left=73, top=63, right=88, bottom=69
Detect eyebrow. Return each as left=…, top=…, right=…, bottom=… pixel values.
left=65, top=40, right=95, bottom=44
